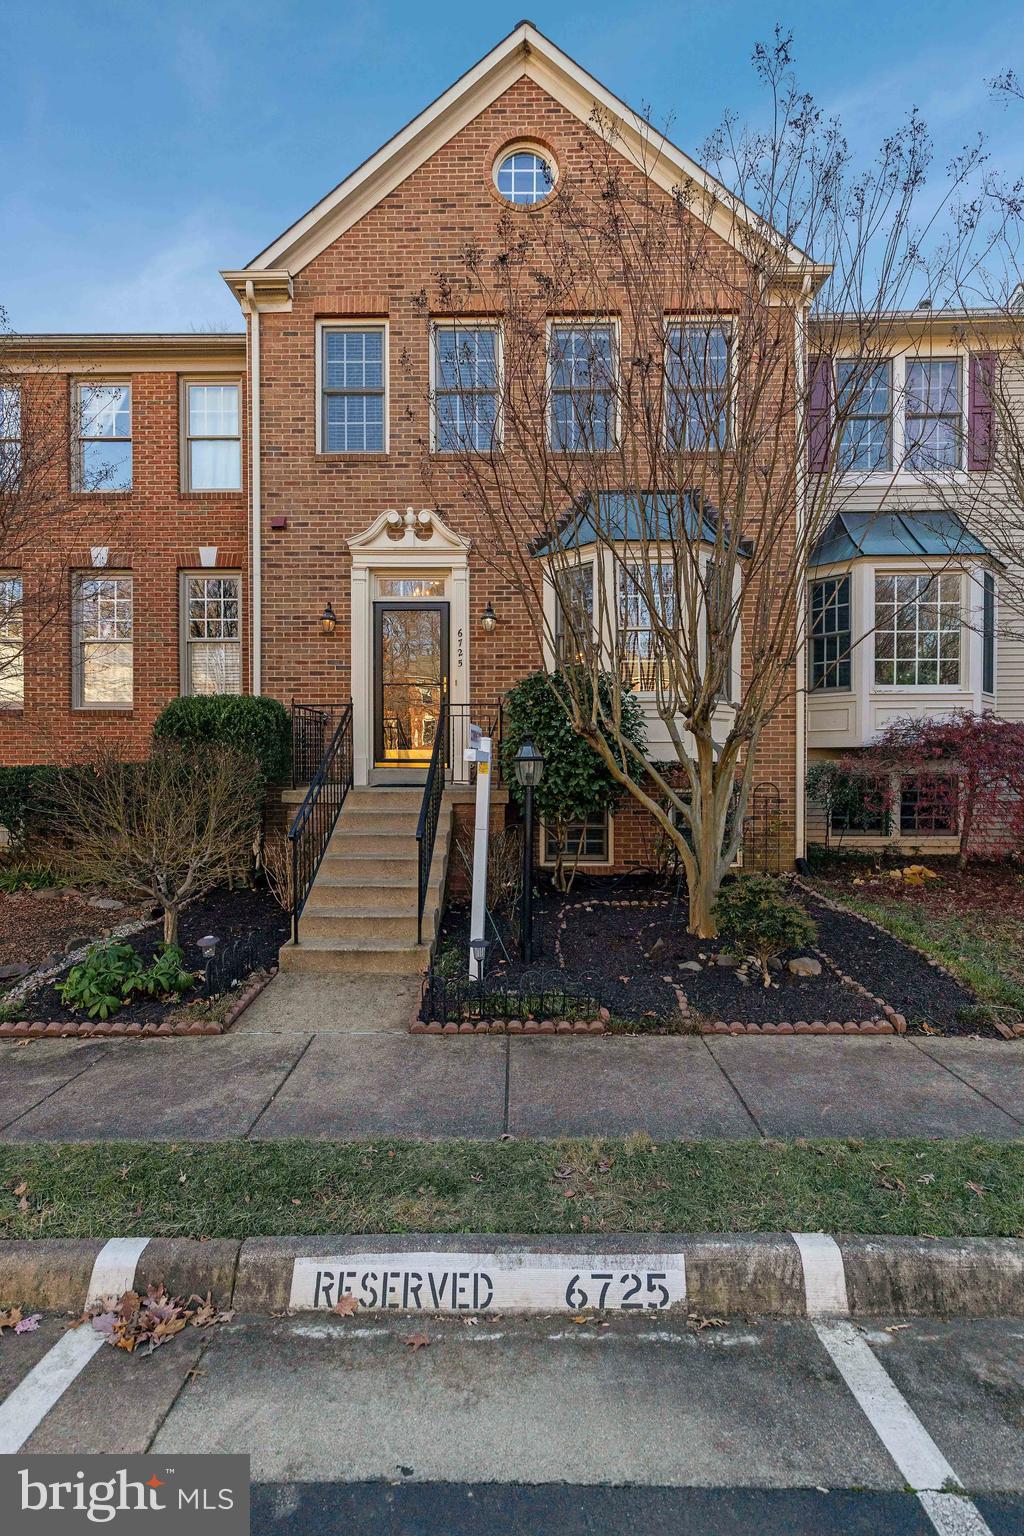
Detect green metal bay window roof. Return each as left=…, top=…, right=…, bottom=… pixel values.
left=531, top=491, right=746, bottom=556
left=809, top=509, right=994, bottom=568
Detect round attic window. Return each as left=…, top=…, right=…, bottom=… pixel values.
left=494, top=146, right=556, bottom=206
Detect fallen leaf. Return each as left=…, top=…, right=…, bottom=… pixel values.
left=332, top=1296, right=359, bottom=1317
left=0, top=1307, right=23, bottom=1333
left=885, top=1324, right=911, bottom=1334
left=965, top=1181, right=987, bottom=1198
left=406, top=1332, right=430, bottom=1352
left=12, top=1182, right=28, bottom=1198
left=687, top=1313, right=727, bottom=1331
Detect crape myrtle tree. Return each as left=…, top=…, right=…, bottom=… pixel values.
left=0, top=312, right=127, bottom=708
left=413, top=31, right=993, bottom=936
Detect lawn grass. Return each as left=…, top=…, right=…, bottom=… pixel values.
left=0, top=1137, right=1021, bottom=1240
left=832, top=892, right=1024, bottom=1013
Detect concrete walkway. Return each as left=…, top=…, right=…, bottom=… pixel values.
left=0, top=1031, right=1021, bottom=1142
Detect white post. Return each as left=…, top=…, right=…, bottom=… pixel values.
left=466, top=729, right=492, bottom=980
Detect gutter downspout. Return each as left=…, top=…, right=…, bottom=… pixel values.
left=793, top=291, right=809, bottom=862
left=245, top=279, right=262, bottom=696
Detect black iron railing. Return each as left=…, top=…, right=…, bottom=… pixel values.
left=291, top=702, right=334, bottom=788
left=447, top=700, right=503, bottom=785
left=203, top=931, right=265, bottom=999
left=420, top=970, right=602, bottom=1026
left=289, top=700, right=354, bottom=943
left=415, top=695, right=449, bottom=946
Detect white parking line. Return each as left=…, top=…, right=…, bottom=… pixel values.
left=0, top=1236, right=149, bottom=1454
left=791, top=1231, right=850, bottom=1315
left=815, top=1321, right=995, bottom=1536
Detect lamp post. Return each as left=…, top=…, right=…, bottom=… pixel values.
left=513, top=737, right=545, bottom=962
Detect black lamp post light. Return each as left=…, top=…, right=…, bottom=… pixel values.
left=513, top=736, right=545, bottom=962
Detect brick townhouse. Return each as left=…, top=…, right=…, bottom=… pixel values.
left=2, top=22, right=1019, bottom=969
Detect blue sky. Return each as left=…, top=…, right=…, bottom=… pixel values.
left=4, top=0, right=1019, bottom=332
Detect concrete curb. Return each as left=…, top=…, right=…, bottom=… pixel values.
left=1, top=1233, right=1022, bottom=1318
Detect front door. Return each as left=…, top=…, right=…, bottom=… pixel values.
left=373, top=602, right=449, bottom=767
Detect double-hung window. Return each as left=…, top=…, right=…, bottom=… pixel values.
left=666, top=323, right=730, bottom=449
left=905, top=360, right=961, bottom=470
left=183, top=382, right=241, bottom=489
left=549, top=324, right=616, bottom=451
left=74, top=574, right=133, bottom=707
left=321, top=326, right=386, bottom=452
left=544, top=811, right=609, bottom=864
left=836, top=361, right=891, bottom=471
left=809, top=576, right=852, bottom=690
left=618, top=560, right=675, bottom=690
left=874, top=573, right=961, bottom=686
left=553, top=562, right=595, bottom=667
left=182, top=574, right=242, bottom=695
left=432, top=326, right=499, bottom=451
left=0, top=385, right=21, bottom=486
left=0, top=575, right=23, bottom=708
left=76, top=384, right=132, bottom=491
left=900, top=775, right=959, bottom=835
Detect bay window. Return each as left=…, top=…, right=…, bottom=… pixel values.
left=618, top=560, right=675, bottom=690
left=554, top=562, right=595, bottom=666
left=810, top=576, right=852, bottom=690
left=874, top=573, right=960, bottom=687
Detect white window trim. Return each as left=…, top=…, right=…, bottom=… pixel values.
left=539, top=808, right=613, bottom=868
left=837, top=349, right=969, bottom=483
left=662, top=315, right=737, bottom=451
left=428, top=321, right=504, bottom=454
left=807, top=574, right=854, bottom=696
left=73, top=381, right=132, bottom=494
left=870, top=567, right=965, bottom=692
left=179, top=571, right=243, bottom=697
left=72, top=571, right=134, bottom=711
left=315, top=319, right=389, bottom=456
left=492, top=141, right=559, bottom=205
left=545, top=317, right=621, bottom=453
left=0, top=570, right=24, bottom=710
left=180, top=377, right=243, bottom=493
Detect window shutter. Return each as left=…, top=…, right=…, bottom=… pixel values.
left=968, top=352, right=995, bottom=471
left=808, top=356, right=832, bottom=472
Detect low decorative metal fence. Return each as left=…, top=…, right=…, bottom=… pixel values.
left=420, top=970, right=602, bottom=1026
left=202, top=931, right=266, bottom=999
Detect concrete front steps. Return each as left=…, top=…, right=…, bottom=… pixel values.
left=278, top=785, right=452, bottom=975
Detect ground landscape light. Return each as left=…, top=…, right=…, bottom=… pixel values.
left=197, top=934, right=219, bottom=958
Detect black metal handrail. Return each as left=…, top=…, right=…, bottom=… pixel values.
left=291, top=701, right=333, bottom=788
left=415, top=694, right=449, bottom=946
left=289, top=700, right=354, bottom=943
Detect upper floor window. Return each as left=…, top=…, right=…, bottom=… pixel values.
left=73, top=573, right=133, bottom=707
left=874, top=572, right=960, bottom=687
left=0, top=575, right=23, bottom=708
left=618, top=560, right=675, bottom=690
left=666, top=323, right=730, bottom=449
left=77, top=384, right=132, bottom=491
left=837, top=361, right=891, bottom=471
left=183, top=382, right=241, bottom=490
left=810, top=576, right=852, bottom=690
left=182, top=574, right=241, bottom=695
left=905, top=359, right=961, bottom=470
left=549, top=324, right=616, bottom=452
left=494, top=149, right=555, bottom=206
left=554, top=562, right=595, bottom=666
left=321, top=326, right=385, bottom=453
left=432, top=326, right=499, bottom=452
left=0, top=385, right=21, bottom=486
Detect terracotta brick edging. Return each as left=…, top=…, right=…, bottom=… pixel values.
left=0, top=968, right=277, bottom=1040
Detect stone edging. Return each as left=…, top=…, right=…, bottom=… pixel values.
left=0, top=968, right=277, bottom=1040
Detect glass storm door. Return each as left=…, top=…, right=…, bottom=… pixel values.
left=374, top=602, right=449, bottom=766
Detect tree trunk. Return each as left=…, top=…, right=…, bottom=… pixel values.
left=163, top=905, right=179, bottom=947
left=957, top=787, right=974, bottom=870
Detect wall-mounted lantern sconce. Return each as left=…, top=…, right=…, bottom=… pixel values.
left=479, top=602, right=498, bottom=633
left=321, top=601, right=338, bottom=636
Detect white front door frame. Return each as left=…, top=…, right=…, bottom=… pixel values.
left=348, top=508, right=472, bottom=784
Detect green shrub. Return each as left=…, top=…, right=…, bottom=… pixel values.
left=59, top=941, right=195, bottom=1020
left=0, top=860, right=60, bottom=893
left=153, top=696, right=291, bottom=784
left=500, top=668, right=646, bottom=891
left=0, top=766, right=59, bottom=848
left=712, top=875, right=817, bottom=987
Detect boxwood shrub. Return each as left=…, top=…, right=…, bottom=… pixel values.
left=153, top=696, right=291, bottom=784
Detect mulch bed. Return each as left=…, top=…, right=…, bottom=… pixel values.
left=0, top=889, right=150, bottom=972
left=8, top=884, right=288, bottom=1030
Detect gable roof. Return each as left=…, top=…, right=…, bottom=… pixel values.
left=236, top=21, right=821, bottom=288
left=809, top=509, right=994, bottom=567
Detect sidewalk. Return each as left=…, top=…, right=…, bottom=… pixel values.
left=0, top=1030, right=1021, bottom=1142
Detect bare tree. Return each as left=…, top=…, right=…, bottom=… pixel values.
left=413, top=32, right=991, bottom=935
left=55, top=743, right=263, bottom=946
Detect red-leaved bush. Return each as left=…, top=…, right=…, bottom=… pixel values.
left=849, top=711, right=1024, bottom=866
